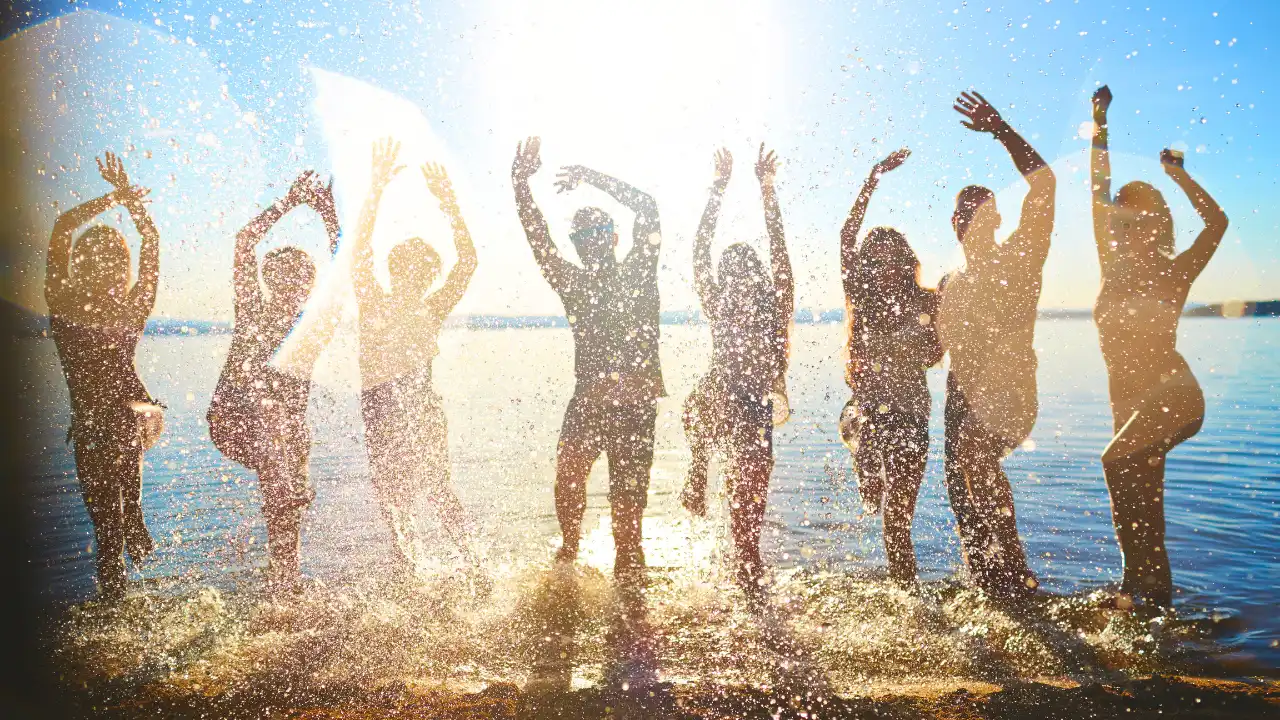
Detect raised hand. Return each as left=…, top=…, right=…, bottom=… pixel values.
left=713, top=148, right=733, bottom=188
left=873, top=148, right=911, bottom=177
left=421, top=162, right=458, bottom=210
left=371, top=138, right=404, bottom=194
left=307, top=176, right=338, bottom=225
left=1160, top=148, right=1186, bottom=175
left=553, top=165, right=589, bottom=194
left=1092, top=85, right=1113, bottom=118
left=117, top=184, right=153, bottom=206
left=954, top=90, right=1005, bottom=134
left=755, top=143, right=779, bottom=186
left=284, top=170, right=318, bottom=209
left=512, top=137, right=542, bottom=182
left=96, top=151, right=131, bottom=191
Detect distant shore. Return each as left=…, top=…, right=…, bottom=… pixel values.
left=4, top=299, right=1278, bottom=338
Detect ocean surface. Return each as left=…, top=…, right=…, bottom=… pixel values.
left=14, top=319, right=1280, bottom=695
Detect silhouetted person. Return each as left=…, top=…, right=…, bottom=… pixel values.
left=1090, top=85, right=1227, bottom=608
left=838, top=148, right=943, bottom=588
left=937, top=91, right=1055, bottom=599
left=207, top=170, right=340, bottom=591
left=351, top=138, right=479, bottom=576
left=511, top=137, right=663, bottom=573
left=679, top=145, right=794, bottom=587
left=45, top=152, right=163, bottom=600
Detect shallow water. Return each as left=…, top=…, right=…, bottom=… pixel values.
left=16, top=319, right=1280, bottom=696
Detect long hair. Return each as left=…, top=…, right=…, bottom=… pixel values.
left=714, top=242, right=781, bottom=385
left=1114, top=181, right=1175, bottom=259
left=849, top=227, right=924, bottom=327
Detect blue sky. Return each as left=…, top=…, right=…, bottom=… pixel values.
left=2, top=0, right=1276, bottom=319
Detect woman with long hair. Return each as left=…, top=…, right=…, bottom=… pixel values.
left=351, top=138, right=479, bottom=576
left=45, top=151, right=163, bottom=600
left=838, top=148, right=943, bottom=587
left=1090, top=85, right=1228, bottom=608
left=680, top=144, right=794, bottom=587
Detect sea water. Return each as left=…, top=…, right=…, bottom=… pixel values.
left=15, top=319, right=1280, bottom=696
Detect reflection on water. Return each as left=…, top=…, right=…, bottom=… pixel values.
left=19, top=320, right=1280, bottom=700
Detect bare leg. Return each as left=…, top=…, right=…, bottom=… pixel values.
left=681, top=386, right=713, bottom=516
left=964, top=450, right=1035, bottom=597
left=119, top=446, right=154, bottom=563
left=555, top=395, right=604, bottom=562
left=727, top=407, right=774, bottom=587
left=882, top=441, right=927, bottom=588
left=75, top=441, right=129, bottom=600
left=607, top=402, right=657, bottom=572
left=1104, top=451, right=1172, bottom=607
left=258, top=434, right=310, bottom=591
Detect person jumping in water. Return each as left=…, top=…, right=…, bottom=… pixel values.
left=46, top=151, right=163, bottom=600
left=1090, top=85, right=1227, bottom=608
left=679, top=145, right=794, bottom=587
left=937, top=90, right=1056, bottom=599
left=352, top=138, right=479, bottom=576
left=511, top=137, right=663, bottom=573
left=838, top=147, right=943, bottom=588
left=207, top=170, right=340, bottom=591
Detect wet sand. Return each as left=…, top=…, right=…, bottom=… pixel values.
left=64, top=674, right=1280, bottom=719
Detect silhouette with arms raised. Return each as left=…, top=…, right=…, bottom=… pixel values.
left=937, top=90, right=1056, bottom=599
left=351, top=138, right=480, bottom=577
left=679, top=144, right=795, bottom=588
left=512, top=137, right=664, bottom=574
left=207, top=169, right=341, bottom=592
left=838, top=147, right=943, bottom=588
left=45, top=151, right=163, bottom=600
left=1090, top=85, right=1227, bottom=608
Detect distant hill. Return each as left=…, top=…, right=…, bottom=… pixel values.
left=1183, top=300, right=1280, bottom=318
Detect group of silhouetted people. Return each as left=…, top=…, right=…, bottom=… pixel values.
left=45, top=86, right=1226, bottom=610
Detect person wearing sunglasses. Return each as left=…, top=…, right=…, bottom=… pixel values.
left=511, top=137, right=664, bottom=574
left=838, top=147, right=943, bottom=589
left=679, top=144, right=794, bottom=588
left=937, top=90, right=1055, bottom=600
left=1089, top=85, right=1228, bottom=609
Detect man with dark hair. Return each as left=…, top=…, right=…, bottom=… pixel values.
left=938, top=91, right=1056, bottom=599
left=511, top=137, right=664, bottom=573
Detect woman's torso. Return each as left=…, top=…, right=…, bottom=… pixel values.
left=50, top=310, right=151, bottom=440
left=708, top=289, right=782, bottom=402
left=1093, top=268, right=1197, bottom=417
left=847, top=287, right=940, bottom=417
left=220, top=305, right=310, bottom=420
left=358, top=298, right=443, bottom=392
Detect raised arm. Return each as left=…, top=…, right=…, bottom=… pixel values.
left=96, top=152, right=161, bottom=321
left=512, top=137, right=574, bottom=291
left=352, top=139, right=403, bottom=308
left=756, top=144, right=794, bottom=355
left=305, top=176, right=342, bottom=258
left=841, top=148, right=910, bottom=296
left=235, top=170, right=314, bottom=318
left=1089, top=86, right=1117, bottom=271
left=555, top=163, right=661, bottom=264
left=693, top=148, right=731, bottom=318
left=955, top=90, right=1055, bottom=259
left=44, top=190, right=122, bottom=313
left=1166, top=153, right=1228, bottom=283
left=422, top=163, right=478, bottom=317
